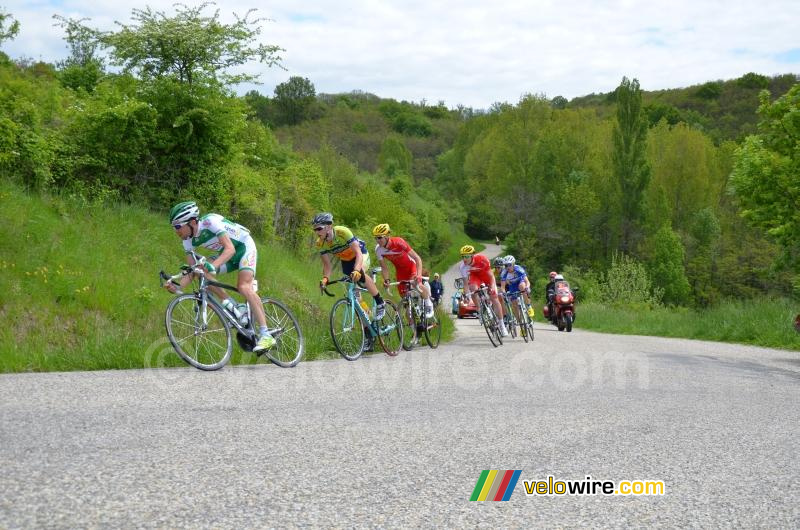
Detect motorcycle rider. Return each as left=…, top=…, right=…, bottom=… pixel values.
left=545, top=271, right=558, bottom=322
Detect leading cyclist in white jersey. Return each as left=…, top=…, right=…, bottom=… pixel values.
left=163, top=201, right=275, bottom=352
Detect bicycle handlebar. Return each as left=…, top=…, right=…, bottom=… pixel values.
left=320, top=276, right=360, bottom=297
left=160, top=251, right=209, bottom=295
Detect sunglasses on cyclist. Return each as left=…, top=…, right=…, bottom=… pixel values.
left=375, top=235, right=386, bottom=241
left=313, top=226, right=326, bottom=232
left=173, top=224, right=185, bottom=230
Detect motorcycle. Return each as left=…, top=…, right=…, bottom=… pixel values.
left=542, top=281, right=576, bottom=332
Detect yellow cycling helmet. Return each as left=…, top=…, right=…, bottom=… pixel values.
left=372, top=223, right=391, bottom=237
left=460, top=245, right=475, bottom=256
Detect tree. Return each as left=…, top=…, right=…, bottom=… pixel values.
left=551, top=95, right=568, bottom=109
left=737, top=72, right=769, bottom=90
left=101, top=3, right=283, bottom=86
left=52, top=16, right=106, bottom=92
left=695, top=81, right=722, bottom=100
left=273, top=76, right=316, bottom=125
left=647, top=225, right=690, bottom=306
left=612, top=77, right=650, bottom=253
left=730, top=83, right=800, bottom=270
left=378, top=136, right=412, bottom=177
left=0, top=8, right=19, bottom=46
left=243, top=90, right=274, bottom=125
left=686, top=208, right=721, bottom=306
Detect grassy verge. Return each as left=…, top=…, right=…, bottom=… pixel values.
left=574, top=300, right=800, bottom=351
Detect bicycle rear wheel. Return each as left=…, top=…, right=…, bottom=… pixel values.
left=375, top=300, right=403, bottom=356
left=330, top=299, right=365, bottom=361
left=423, top=310, right=441, bottom=349
left=165, top=294, right=232, bottom=370
left=259, top=297, right=304, bottom=367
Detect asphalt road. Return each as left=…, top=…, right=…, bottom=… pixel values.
left=1, top=244, right=799, bottom=527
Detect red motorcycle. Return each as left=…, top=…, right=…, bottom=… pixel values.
left=542, top=281, right=576, bottom=332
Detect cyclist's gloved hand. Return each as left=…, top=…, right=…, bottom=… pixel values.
left=203, top=261, right=217, bottom=274
left=383, top=278, right=390, bottom=288
left=320, top=276, right=329, bottom=289
left=350, top=270, right=361, bottom=282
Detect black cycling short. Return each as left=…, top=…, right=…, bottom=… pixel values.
left=341, top=258, right=367, bottom=285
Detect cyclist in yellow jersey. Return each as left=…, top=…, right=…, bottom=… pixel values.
left=312, top=212, right=386, bottom=319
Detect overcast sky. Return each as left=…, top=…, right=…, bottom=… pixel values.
left=2, top=0, right=799, bottom=109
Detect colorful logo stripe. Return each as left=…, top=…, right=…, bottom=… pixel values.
left=470, top=470, right=522, bottom=501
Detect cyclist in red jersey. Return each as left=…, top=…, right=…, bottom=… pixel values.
left=373, top=224, right=435, bottom=318
left=458, top=245, right=508, bottom=336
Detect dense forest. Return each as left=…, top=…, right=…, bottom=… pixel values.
left=1, top=4, right=798, bottom=314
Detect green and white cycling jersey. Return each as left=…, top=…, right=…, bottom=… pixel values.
left=182, top=213, right=257, bottom=273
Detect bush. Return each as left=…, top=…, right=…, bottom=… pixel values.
left=599, top=252, right=662, bottom=307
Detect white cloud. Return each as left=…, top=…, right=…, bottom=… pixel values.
left=2, top=0, right=798, bottom=109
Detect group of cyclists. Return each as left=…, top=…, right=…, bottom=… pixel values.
left=162, top=201, right=566, bottom=352
left=458, top=245, right=541, bottom=337
left=163, top=203, right=438, bottom=353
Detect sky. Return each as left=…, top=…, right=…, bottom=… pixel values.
left=2, top=0, right=799, bottom=109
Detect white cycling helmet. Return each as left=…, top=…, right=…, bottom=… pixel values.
left=554, top=274, right=564, bottom=281
left=504, top=255, right=516, bottom=265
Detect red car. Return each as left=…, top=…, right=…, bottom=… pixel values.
left=452, top=278, right=478, bottom=318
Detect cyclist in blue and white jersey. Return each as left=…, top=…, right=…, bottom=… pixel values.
left=163, top=201, right=275, bottom=352
left=499, top=255, right=534, bottom=319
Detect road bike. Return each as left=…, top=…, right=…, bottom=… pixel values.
left=503, top=291, right=535, bottom=343
left=322, top=276, right=403, bottom=360
left=474, top=284, right=503, bottom=347
left=388, top=279, right=442, bottom=350
left=160, top=253, right=304, bottom=370
left=501, top=291, right=518, bottom=339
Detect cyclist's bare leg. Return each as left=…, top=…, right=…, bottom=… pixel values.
left=512, top=295, right=522, bottom=323
left=520, top=280, right=532, bottom=305
left=490, top=291, right=505, bottom=321
left=201, top=271, right=233, bottom=303
left=237, top=269, right=267, bottom=329
left=419, top=281, right=432, bottom=301
left=362, top=271, right=380, bottom=297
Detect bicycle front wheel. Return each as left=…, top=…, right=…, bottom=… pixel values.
left=165, top=294, right=232, bottom=370
left=481, top=302, right=500, bottom=348
left=375, top=299, right=403, bottom=356
left=519, top=300, right=533, bottom=343
left=259, top=297, right=304, bottom=367
left=423, top=310, right=442, bottom=349
left=401, top=300, right=418, bottom=351
left=330, top=299, right=365, bottom=361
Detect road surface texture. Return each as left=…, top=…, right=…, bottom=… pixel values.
left=1, top=244, right=798, bottom=527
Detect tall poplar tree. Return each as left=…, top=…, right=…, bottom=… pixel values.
left=612, top=77, right=650, bottom=253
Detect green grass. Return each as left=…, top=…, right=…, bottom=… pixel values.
left=428, top=236, right=485, bottom=276
left=0, top=185, right=458, bottom=372
left=575, top=300, right=800, bottom=351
